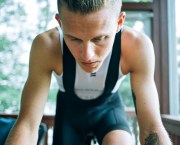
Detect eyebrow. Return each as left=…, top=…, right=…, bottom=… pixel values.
left=64, top=33, right=108, bottom=41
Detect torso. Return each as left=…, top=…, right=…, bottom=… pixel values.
left=53, top=27, right=125, bottom=100
left=38, top=25, right=147, bottom=99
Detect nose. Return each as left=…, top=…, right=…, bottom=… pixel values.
left=81, top=42, right=94, bottom=61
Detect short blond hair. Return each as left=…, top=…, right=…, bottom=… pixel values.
left=57, top=0, right=122, bottom=16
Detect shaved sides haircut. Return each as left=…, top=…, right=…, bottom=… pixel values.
left=57, top=0, right=122, bottom=17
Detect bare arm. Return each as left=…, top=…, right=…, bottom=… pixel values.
left=125, top=31, right=172, bottom=145
left=5, top=33, right=57, bottom=145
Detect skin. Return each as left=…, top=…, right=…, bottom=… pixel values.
left=5, top=4, right=172, bottom=145
left=57, top=6, right=122, bottom=73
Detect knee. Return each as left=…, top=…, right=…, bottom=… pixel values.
left=102, top=130, right=133, bottom=145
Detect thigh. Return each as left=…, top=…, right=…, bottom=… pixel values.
left=95, top=107, right=131, bottom=144
left=53, top=118, right=84, bottom=145
left=102, top=130, right=133, bottom=145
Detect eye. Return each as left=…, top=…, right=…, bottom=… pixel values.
left=92, top=36, right=108, bottom=42
left=71, top=38, right=80, bottom=41
left=94, top=38, right=103, bottom=42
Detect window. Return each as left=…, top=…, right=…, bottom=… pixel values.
left=177, top=0, right=180, bottom=114
left=168, top=0, right=180, bottom=115
left=0, top=0, right=58, bottom=114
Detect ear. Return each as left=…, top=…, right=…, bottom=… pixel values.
left=116, top=12, right=126, bottom=32
left=55, top=13, right=62, bottom=27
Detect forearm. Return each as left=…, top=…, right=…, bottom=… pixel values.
left=5, top=122, right=38, bottom=145
left=140, top=126, right=172, bottom=145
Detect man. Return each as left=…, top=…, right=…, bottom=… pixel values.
left=5, top=0, right=172, bottom=145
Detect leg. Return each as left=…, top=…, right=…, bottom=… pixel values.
left=102, top=130, right=133, bottom=145
left=94, top=105, right=132, bottom=144
left=53, top=91, right=84, bottom=145
left=53, top=118, right=84, bottom=145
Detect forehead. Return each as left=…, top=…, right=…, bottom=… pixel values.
left=60, top=6, right=118, bottom=38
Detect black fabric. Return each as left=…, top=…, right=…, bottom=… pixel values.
left=62, top=39, right=76, bottom=92
left=104, top=30, right=121, bottom=94
left=53, top=91, right=130, bottom=145
left=53, top=30, right=131, bottom=145
left=132, top=90, right=138, bottom=115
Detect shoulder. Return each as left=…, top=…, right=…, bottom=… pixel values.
left=32, top=27, right=60, bottom=53
left=121, top=26, right=154, bottom=74
left=30, top=27, right=62, bottom=74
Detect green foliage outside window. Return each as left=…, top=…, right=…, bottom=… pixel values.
left=0, top=0, right=56, bottom=113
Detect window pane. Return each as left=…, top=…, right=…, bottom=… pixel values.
left=124, top=11, right=153, bottom=38
left=168, top=0, right=180, bottom=115
left=122, top=0, right=153, bottom=2
left=176, top=0, right=180, bottom=114
left=0, top=0, right=57, bottom=114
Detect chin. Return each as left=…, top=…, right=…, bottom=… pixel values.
left=83, top=67, right=100, bottom=73
left=81, top=64, right=102, bottom=73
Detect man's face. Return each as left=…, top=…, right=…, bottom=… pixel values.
left=58, top=6, right=122, bottom=73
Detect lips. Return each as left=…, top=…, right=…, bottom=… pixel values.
left=81, top=61, right=100, bottom=67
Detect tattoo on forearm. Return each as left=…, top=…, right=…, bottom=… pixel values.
left=144, top=133, right=160, bottom=145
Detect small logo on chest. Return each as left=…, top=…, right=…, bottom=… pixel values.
left=90, top=72, right=96, bottom=77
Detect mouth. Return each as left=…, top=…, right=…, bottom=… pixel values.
left=81, top=61, right=100, bottom=67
